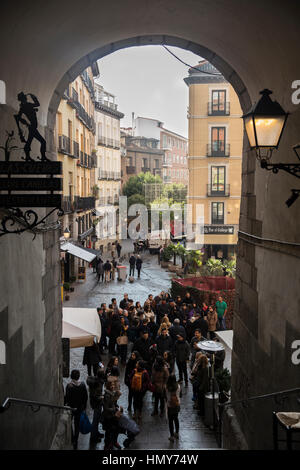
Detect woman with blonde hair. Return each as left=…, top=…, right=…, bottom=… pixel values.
left=192, top=354, right=210, bottom=415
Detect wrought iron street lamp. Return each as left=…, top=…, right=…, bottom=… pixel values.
left=243, top=89, right=300, bottom=206
left=63, top=227, right=71, bottom=239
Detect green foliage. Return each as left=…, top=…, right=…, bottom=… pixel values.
left=205, top=257, right=236, bottom=278
left=69, top=276, right=76, bottom=283
left=161, top=244, right=174, bottom=262
left=215, top=368, right=231, bottom=393
left=63, top=282, right=70, bottom=291
left=206, top=258, right=224, bottom=276
left=122, top=172, right=162, bottom=199
left=185, top=249, right=203, bottom=273
left=163, top=183, right=187, bottom=203
left=127, top=193, right=145, bottom=206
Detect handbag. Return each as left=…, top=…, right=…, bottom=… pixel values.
left=117, top=335, right=128, bottom=345
left=79, top=411, right=92, bottom=434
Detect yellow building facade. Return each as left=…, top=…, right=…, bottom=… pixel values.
left=56, top=65, right=99, bottom=281
left=184, top=60, right=243, bottom=260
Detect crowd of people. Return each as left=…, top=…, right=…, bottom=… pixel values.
left=64, top=290, right=228, bottom=450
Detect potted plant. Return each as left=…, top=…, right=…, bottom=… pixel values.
left=215, top=368, right=231, bottom=403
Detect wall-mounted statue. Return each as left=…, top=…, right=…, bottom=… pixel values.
left=14, top=92, right=49, bottom=161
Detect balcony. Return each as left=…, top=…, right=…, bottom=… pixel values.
left=207, top=184, right=230, bottom=197
left=207, top=102, right=230, bottom=116
left=162, top=159, right=172, bottom=167
left=73, top=141, right=79, bottom=158
left=73, top=196, right=95, bottom=212
left=153, top=168, right=162, bottom=176
left=207, top=143, right=230, bottom=157
left=163, top=176, right=172, bottom=183
left=58, top=135, right=71, bottom=155
left=113, top=171, right=121, bottom=180
left=62, top=196, right=73, bottom=213
left=68, top=88, right=95, bottom=133
left=98, top=136, right=106, bottom=146
left=142, top=167, right=151, bottom=173
left=126, top=166, right=136, bottom=175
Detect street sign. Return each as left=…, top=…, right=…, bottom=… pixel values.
left=0, top=194, right=62, bottom=208
left=0, top=178, right=62, bottom=191
left=203, top=225, right=234, bottom=235
left=0, top=161, right=62, bottom=175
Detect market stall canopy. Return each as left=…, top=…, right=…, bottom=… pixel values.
left=62, top=307, right=101, bottom=348
left=60, top=242, right=97, bottom=263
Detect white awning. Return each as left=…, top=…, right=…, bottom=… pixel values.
left=62, top=307, right=101, bottom=348
left=60, top=242, right=96, bottom=263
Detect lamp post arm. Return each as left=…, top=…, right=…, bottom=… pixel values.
left=260, top=160, right=300, bottom=179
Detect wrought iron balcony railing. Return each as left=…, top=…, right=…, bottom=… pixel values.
left=207, top=102, right=230, bottom=116
left=126, top=166, right=136, bottom=175
left=58, top=135, right=71, bottom=155
left=207, top=143, right=230, bottom=157
left=73, top=196, right=95, bottom=212
left=207, top=184, right=230, bottom=197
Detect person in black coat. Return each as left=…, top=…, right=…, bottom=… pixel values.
left=156, top=299, right=170, bottom=324
left=129, top=254, right=136, bottom=277
left=135, top=255, right=143, bottom=278
left=174, top=334, right=190, bottom=386
left=169, top=319, right=186, bottom=344
left=156, top=328, right=174, bottom=356
left=132, top=331, right=153, bottom=364
left=83, top=342, right=102, bottom=376
left=109, top=312, right=122, bottom=355
left=124, top=350, right=141, bottom=411
left=189, top=313, right=209, bottom=339
left=65, top=369, right=88, bottom=449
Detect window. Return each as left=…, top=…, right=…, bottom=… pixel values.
left=211, top=202, right=224, bottom=224
left=211, top=166, right=225, bottom=192
left=211, top=127, right=226, bottom=155
left=163, top=135, right=167, bottom=147
left=211, top=90, right=226, bottom=114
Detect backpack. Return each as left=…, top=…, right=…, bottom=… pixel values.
left=169, top=391, right=180, bottom=408
left=131, top=370, right=144, bottom=392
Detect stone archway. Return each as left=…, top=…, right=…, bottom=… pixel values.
left=47, top=35, right=251, bottom=134
left=1, top=1, right=300, bottom=450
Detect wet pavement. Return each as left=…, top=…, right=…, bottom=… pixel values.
left=63, top=239, right=220, bottom=450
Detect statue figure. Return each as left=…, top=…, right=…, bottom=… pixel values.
left=14, top=92, right=49, bottom=161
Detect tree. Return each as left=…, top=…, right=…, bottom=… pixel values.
left=163, top=183, right=187, bottom=203
left=122, top=172, right=162, bottom=200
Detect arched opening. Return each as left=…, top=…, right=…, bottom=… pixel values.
left=47, top=35, right=251, bottom=133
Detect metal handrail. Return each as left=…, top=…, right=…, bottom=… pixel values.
left=0, top=397, right=76, bottom=414
left=220, top=387, right=300, bottom=409
left=217, top=387, right=300, bottom=448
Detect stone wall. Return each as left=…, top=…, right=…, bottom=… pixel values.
left=0, top=164, right=64, bottom=449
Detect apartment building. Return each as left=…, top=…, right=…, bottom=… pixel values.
left=184, top=60, right=243, bottom=260
left=134, top=117, right=188, bottom=185
left=56, top=64, right=99, bottom=281
left=94, top=81, right=124, bottom=253
left=120, top=133, right=164, bottom=186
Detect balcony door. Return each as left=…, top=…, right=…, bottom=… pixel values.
left=211, top=166, right=225, bottom=193
left=211, top=202, right=224, bottom=224
left=212, top=90, right=226, bottom=114
left=211, top=127, right=226, bottom=155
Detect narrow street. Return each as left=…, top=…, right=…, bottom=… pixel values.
left=63, top=240, right=219, bottom=450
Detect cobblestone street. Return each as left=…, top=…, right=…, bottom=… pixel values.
left=63, top=240, right=219, bottom=450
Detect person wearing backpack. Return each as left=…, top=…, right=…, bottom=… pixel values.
left=151, top=356, right=169, bottom=417
left=165, top=374, right=181, bottom=442
left=129, top=360, right=153, bottom=423
left=64, top=369, right=88, bottom=450
left=86, top=368, right=105, bottom=446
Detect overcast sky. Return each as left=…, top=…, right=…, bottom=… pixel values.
left=97, top=46, right=203, bottom=138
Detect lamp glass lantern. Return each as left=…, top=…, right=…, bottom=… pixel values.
left=243, top=89, right=289, bottom=159
left=63, top=227, right=71, bottom=239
